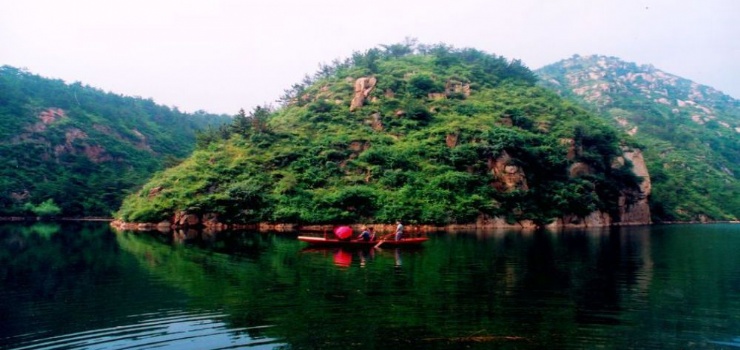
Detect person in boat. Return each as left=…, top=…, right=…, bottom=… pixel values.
left=369, top=227, right=376, bottom=241
left=395, top=220, right=404, bottom=241
left=358, top=227, right=371, bottom=241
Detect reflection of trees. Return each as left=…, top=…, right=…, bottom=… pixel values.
left=115, top=225, right=739, bottom=348
left=0, top=222, right=120, bottom=295
left=0, top=222, right=124, bottom=338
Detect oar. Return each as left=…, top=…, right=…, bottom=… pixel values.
left=374, top=233, right=394, bottom=249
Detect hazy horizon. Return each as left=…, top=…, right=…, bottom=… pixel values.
left=2, top=0, right=737, bottom=115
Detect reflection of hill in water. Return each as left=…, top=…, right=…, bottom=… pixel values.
left=115, top=229, right=452, bottom=348
left=3, top=223, right=737, bottom=348
left=115, top=230, right=284, bottom=339
left=113, top=225, right=740, bottom=349
left=0, top=222, right=192, bottom=344
left=0, top=222, right=119, bottom=295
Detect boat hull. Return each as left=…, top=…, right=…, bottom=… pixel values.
left=297, top=236, right=428, bottom=247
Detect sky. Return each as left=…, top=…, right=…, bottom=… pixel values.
left=1, top=0, right=738, bottom=115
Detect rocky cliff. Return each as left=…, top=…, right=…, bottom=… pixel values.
left=537, top=55, right=739, bottom=222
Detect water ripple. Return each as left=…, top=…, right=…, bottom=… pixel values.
left=7, top=310, right=283, bottom=350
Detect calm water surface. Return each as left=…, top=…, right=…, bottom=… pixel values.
left=1, top=222, right=739, bottom=349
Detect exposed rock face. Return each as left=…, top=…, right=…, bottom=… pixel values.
left=583, top=211, right=613, bottom=226
left=557, top=211, right=613, bottom=227
left=26, top=108, right=66, bottom=133
left=148, top=186, right=163, bottom=198
left=563, top=148, right=652, bottom=227
left=131, top=129, right=153, bottom=151
left=569, top=162, right=591, bottom=177
left=39, top=108, right=66, bottom=124
left=80, top=145, right=108, bottom=163
left=445, top=80, right=471, bottom=97
left=48, top=127, right=112, bottom=163
left=445, top=132, right=458, bottom=148
left=538, top=54, right=738, bottom=222
left=65, top=128, right=87, bottom=144
left=618, top=149, right=651, bottom=225
left=174, top=211, right=200, bottom=227
left=489, top=151, right=528, bottom=192
left=156, top=221, right=172, bottom=230
left=349, top=77, right=377, bottom=112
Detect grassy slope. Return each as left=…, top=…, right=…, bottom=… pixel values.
left=0, top=66, right=231, bottom=217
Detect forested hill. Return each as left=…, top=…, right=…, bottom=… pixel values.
left=537, top=55, right=740, bottom=222
left=0, top=66, right=231, bottom=217
left=116, top=43, right=648, bottom=229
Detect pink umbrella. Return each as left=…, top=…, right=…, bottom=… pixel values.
left=334, top=226, right=353, bottom=240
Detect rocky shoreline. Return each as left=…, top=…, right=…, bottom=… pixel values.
left=108, top=216, right=738, bottom=234
left=0, top=217, right=113, bottom=222
left=2, top=216, right=736, bottom=233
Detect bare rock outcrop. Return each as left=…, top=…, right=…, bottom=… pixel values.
left=489, top=151, right=528, bottom=192
left=174, top=211, right=200, bottom=227
left=569, top=162, right=591, bottom=177
left=27, top=108, right=66, bottom=133
left=445, top=132, right=459, bottom=148
left=565, top=148, right=652, bottom=227
left=445, top=80, right=471, bottom=97
left=349, top=77, right=377, bottom=112
left=618, top=149, right=652, bottom=225
left=558, top=211, right=612, bottom=227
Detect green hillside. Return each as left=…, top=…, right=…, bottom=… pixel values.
left=537, top=55, right=740, bottom=222
left=116, top=43, right=643, bottom=228
left=0, top=66, right=231, bottom=217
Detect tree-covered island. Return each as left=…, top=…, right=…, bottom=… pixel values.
left=114, top=42, right=649, bottom=230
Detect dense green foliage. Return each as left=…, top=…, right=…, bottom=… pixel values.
left=118, top=43, right=639, bottom=226
left=23, top=199, right=62, bottom=218
left=537, top=55, right=740, bottom=221
left=0, top=66, right=231, bottom=217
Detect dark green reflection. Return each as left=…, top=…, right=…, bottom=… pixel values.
left=0, top=222, right=189, bottom=343
left=4, top=223, right=740, bottom=349
left=117, top=230, right=581, bottom=348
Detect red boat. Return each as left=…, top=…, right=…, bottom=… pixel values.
left=297, top=235, right=428, bottom=247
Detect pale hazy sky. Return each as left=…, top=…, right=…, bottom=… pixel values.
left=1, top=0, right=738, bottom=115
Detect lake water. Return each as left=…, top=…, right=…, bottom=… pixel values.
left=1, top=222, right=739, bottom=349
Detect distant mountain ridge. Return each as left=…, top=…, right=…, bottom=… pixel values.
left=537, top=55, right=740, bottom=221
left=0, top=66, right=231, bottom=217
